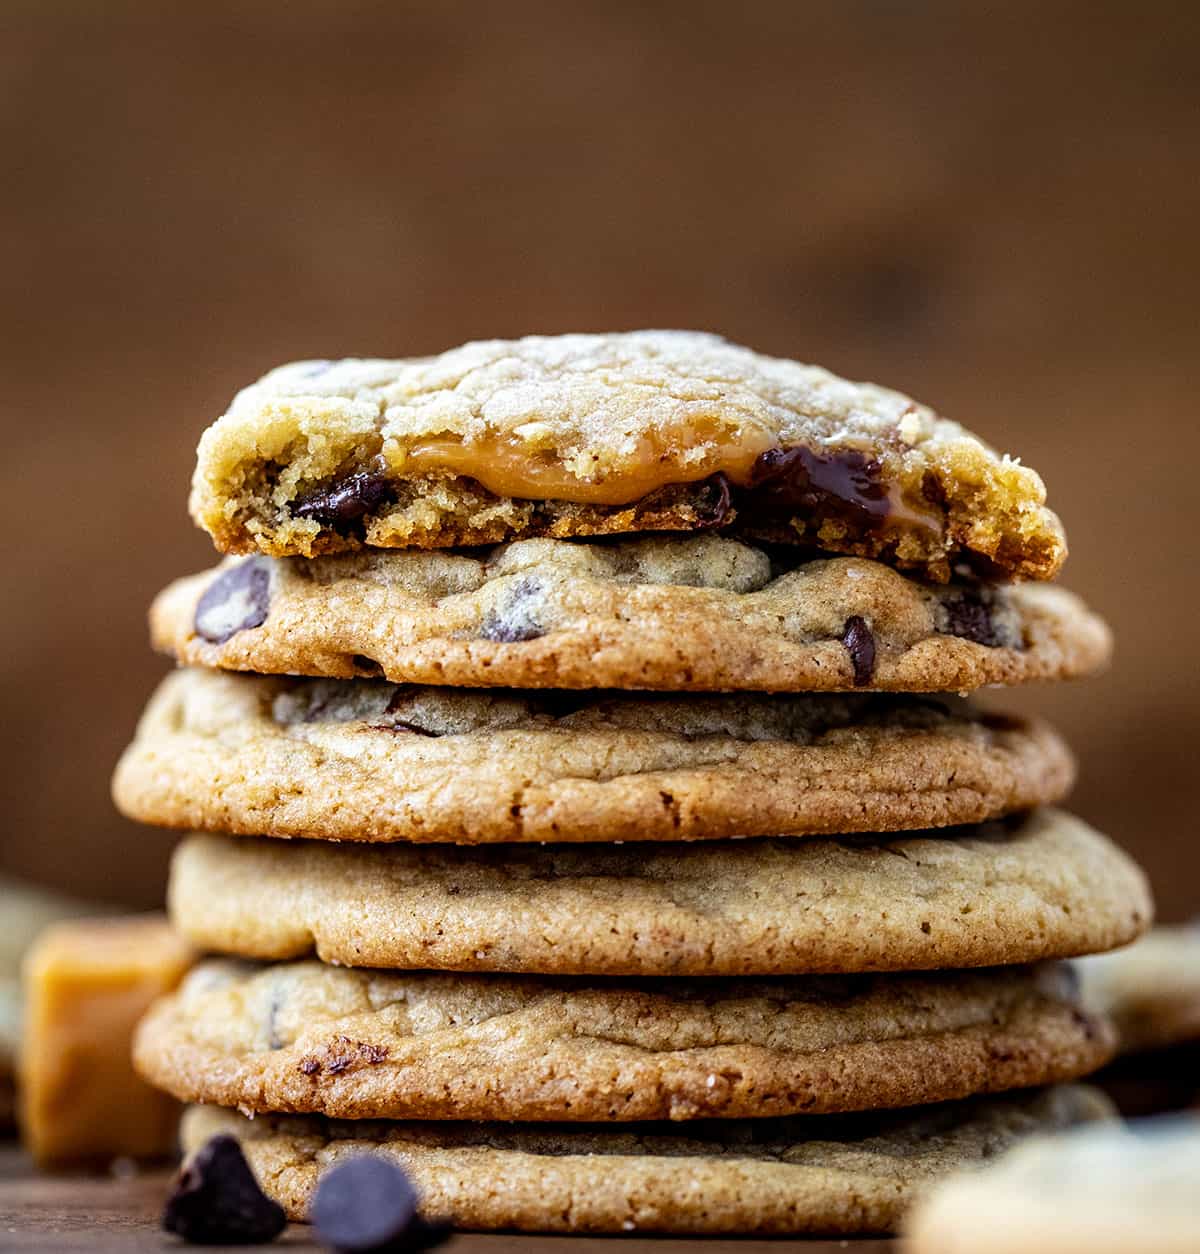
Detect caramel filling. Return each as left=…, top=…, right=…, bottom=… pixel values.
left=392, top=428, right=776, bottom=506
left=388, top=434, right=943, bottom=538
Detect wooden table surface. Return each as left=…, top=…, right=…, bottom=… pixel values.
left=0, top=1147, right=893, bottom=1252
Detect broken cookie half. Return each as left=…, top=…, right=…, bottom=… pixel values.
left=190, top=331, right=1066, bottom=581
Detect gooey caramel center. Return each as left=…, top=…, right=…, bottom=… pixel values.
left=384, top=429, right=942, bottom=539
left=390, top=425, right=777, bottom=506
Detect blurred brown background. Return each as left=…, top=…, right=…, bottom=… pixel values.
left=2, top=2, right=1197, bottom=916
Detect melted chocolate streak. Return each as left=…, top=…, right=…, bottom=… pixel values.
left=294, top=468, right=393, bottom=527
left=841, top=616, right=877, bottom=687
left=285, top=446, right=893, bottom=537
left=747, top=446, right=890, bottom=528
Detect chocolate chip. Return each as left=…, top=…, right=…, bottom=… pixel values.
left=693, top=472, right=733, bottom=528
left=311, top=1155, right=449, bottom=1253
left=841, top=615, right=876, bottom=687
left=939, top=587, right=1001, bottom=647
left=480, top=618, right=544, bottom=643
left=162, top=1133, right=286, bottom=1245
left=195, top=559, right=271, bottom=644
left=479, top=575, right=546, bottom=643
left=749, top=446, right=890, bottom=530
left=294, top=465, right=393, bottom=530
left=350, top=655, right=385, bottom=678
left=376, top=689, right=440, bottom=737
left=920, top=468, right=947, bottom=509
left=265, top=984, right=285, bottom=1051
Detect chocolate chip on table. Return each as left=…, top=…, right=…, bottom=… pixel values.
left=311, top=1155, right=450, bottom=1253
left=194, top=559, right=271, bottom=643
left=162, top=1133, right=286, bottom=1245
left=841, top=615, right=877, bottom=687
left=294, top=466, right=393, bottom=529
left=939, top=586, right=1002, bottom=647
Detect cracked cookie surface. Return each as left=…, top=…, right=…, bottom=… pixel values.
left=189, top=331, right=1066, bottom=581
left=180, top=1086, right=1112, bottom=1234
left=135, top=959, right=1113, bottom=1123
left=113, top=669, right=1074, bottom=844
left=166, top=810, right=1152, bottom=975
left=151, top=539, right=1110, bottom=693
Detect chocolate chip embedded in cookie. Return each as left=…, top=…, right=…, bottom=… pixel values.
left=134, top=959, right=1114, bottom=1123
left=150, top=540, right=1112, bottom=692
left=192, top=557, right=271, bottom=644
left=112, top=668, right=1075, bottom=844
left=165, top=810, right=1152, bottom=975
left=178, top=1087, right=1114, bottom=1234
left=189, top=332, right=1066, bottom=580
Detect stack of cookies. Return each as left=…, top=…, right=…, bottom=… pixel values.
left=116, top=332, right=1152, bottom=1237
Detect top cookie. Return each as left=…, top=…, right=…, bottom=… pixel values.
left=190, top=332, right=1066, bottom=581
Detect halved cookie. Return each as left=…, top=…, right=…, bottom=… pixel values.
left=190, top=331, right=1066, bottom=580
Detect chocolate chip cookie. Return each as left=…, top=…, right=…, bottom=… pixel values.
left=905, top=1112, right=1199, bottom=1254
left=180, top=1086, right=1112, bottom=1234
left=151, top=540, right=1110, bottom=693
left=189, top=331, right=1066, bottom=581
left=113, top=669, right=1074, bottom=844
left=166, top=810, right=1151, bottom=975
left=134, top=959, right=1113, bottom=1123
left=1076, top=922, right=1200, bottom=1054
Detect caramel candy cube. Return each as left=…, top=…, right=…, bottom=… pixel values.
left=20, top=914, right=193, bottom=1165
